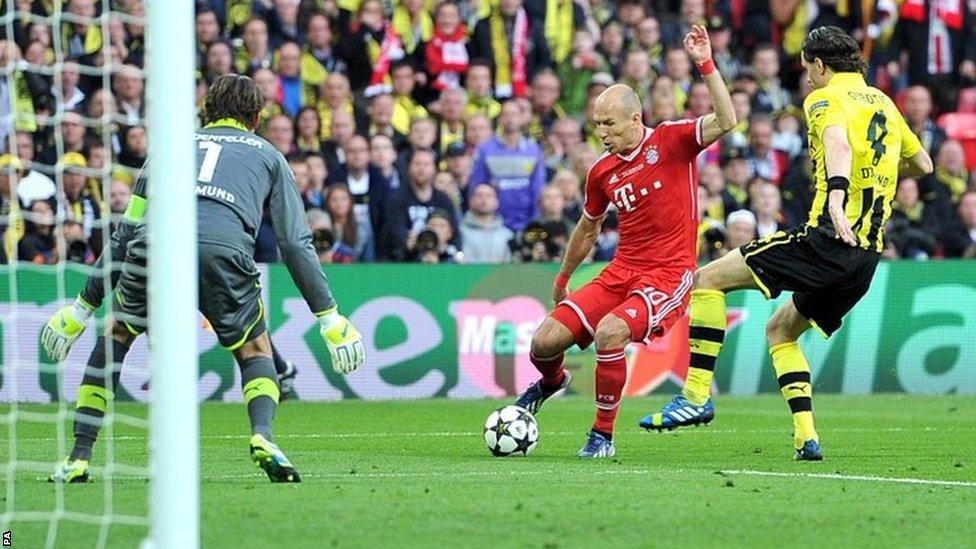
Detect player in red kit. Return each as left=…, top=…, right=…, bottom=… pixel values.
left=514, top=25, right=737, bottom=458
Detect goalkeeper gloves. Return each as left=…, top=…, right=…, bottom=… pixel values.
left=318, top=309, right=365, bottom=375
left=42, top=297, right=94, bottom=361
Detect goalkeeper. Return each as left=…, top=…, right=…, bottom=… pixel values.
left=44, top=74, right=365, bottom=483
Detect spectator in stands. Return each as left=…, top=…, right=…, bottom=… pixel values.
left=548, top=169, right=582, bottom=222
left=53, top=60, right=85, bottom=111
left=546, top=117, right=583, bottom=173
left=469, top=0, right=552, bottom=99
left=108, top=179, right=131, bottom=225
left=463, top=113, right=493, bottom=150
left=390, top=62, right=429, bottom=135
left=316, top=73, right=353, bottom=141
left=262, top=113, right=295, bottom=156
left=303, top=12, right=346, bottom=76
left=361, top=94, right=405, bottom=149
left=663, top=46, right=693, bottom=111
left=13, top=132, right=56, bottom=205
left=19, top=199, right=58, bottom=264
left=324, top=183, right=372, bottom=262
left=327, top=134, right=391, bottom=245
left=380, top=149, right=458, bottom=261
left=598, top=21, right=626, bottom=77
left=942, top=191, right=976, bottom=258
left=118, top=125, right=147, bottom=168
left=750, top=181, right=784, bottom=238
left=0, top=155, right=26, bottom=264
left=464, top=60, right=501, bottom=120
left=235, top=17, right=272, bottom=74
left=744, top=114, right=788, bottom=185
left=921, top=140, right=971, bottom=231
left=750, top=43, right=791, bottom=113
left=36, top=110, right=87, bottom=167
left=557, top=30, right=609, bottom=117
left=527, top=70, right=564, bottom=145
left=294, top=106, right=322, bottom=154
left=337, top=0, right=404, bottom=94
left=620, top=49, right=654, bottom=102
left=724, top=209, right=758, bottom=254
left=469, top=99, right=545, bottom=232
left=113, top=64, right=144, bottom=124
left=886, top=177, right=938, bottom=260
left=661, top=0, right=706, bottom=46
left=322, top=110, right=356, bottom=173
left=273, top=41, right=312, bottom=117
left=60, top=152, right=102, bottom=252
left=460, top=183, right=513, bottom=263
left=370, top=134, right=403, bottom=190
left=435, top=87, right=467, bottom=154
left=700, top=162, right=739, bottom=222
left=529, top=184, right=574, bottom=236
left=194, top=8, right=221, bottom=62
left=903, top=85, right=948, bottom=156
left=203, top=40, right=234, bottom=84
left=426, top=2, right=469, bottom=92
left=396, top=116, right=438, bottom=174
left=417, top=210, right=461, bottom=263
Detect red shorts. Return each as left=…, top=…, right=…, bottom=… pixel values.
left=552, top=262, right=694, bottom=349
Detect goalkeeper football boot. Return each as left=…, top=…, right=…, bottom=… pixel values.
left=638, top=395, right=715, bottom=432
left=48, top=457, right=90, bottom=483
left=249, top=434, right=301, bottom=483
left=278, top=360, right=298, bottom=401
left=514, top=371, right=572, bottom=414
left=576, top=430, right=616, bottom=459
left=794, top=439, right=823, bottom=461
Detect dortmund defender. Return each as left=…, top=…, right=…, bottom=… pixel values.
left=45, top=75, right=366, bottom=483
left=639, top=26, right=933, bottom=460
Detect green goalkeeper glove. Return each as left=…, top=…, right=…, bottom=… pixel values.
left=318, top=309, right=365, bottom=375
left=42, top=297, right=94, bottom=361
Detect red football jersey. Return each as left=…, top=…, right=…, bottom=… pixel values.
left=583, top=118, right=706, bottom=270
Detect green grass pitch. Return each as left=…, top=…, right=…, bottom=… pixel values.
left=2, top=395, right=974, bottom=548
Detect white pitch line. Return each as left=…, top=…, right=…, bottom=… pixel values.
left=9, top=426, right=956, bottom=443
left=723, top=470, right=976, bottom=488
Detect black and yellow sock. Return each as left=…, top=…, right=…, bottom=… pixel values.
left=682, top=289, right=726, bottom=406
left=770, top=342, right=818, bottom=449
left=241, top=356, right=280, bottom=440
left=72, top=337, right=128, bottom=461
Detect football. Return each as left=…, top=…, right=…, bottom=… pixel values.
left=483, top=405, right=539, bottom=457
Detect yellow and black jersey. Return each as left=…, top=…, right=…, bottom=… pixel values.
left=804, top=73, right=923, bottom=252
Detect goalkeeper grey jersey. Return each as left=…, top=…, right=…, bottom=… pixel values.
left=194, top=122, right=335, bottom=314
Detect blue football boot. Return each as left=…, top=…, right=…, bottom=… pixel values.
left=576, top=430, right=616, bottom=459
left=638, top=395, right=715, bottom=432
left=514, top=371, right=572, bottom=414
left=794, top=439, right=823, bottom=461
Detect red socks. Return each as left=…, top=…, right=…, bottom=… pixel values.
left=593, top=347, right=626, bottom=436
left=530, top=352, right=566, bottom=389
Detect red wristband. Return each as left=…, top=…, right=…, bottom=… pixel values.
left=697, top=58, right=716, bottom=76
left=554, top=272, right=570, bottom=290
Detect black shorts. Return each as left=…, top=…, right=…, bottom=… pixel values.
left=113, top=238, right=267, bottom=350
left=740, top=225, right=881, bottom=337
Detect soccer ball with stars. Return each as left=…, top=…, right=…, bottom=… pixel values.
left=483, top=405, right=539, bottom=457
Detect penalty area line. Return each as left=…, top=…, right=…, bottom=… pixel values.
left=722, top=469, right=976, bottom=488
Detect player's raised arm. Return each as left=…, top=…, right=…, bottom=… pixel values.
left=267, top=155, right=365, bottom=374
left=684, top=25, right=736, bottom=145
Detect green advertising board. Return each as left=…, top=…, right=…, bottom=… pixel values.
left=1, top=260, right=973, bottom=402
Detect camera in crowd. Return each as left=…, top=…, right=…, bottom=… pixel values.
left=513, top=220, right=569, bottom=262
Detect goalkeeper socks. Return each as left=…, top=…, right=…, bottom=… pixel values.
left=72, top=337, right=129, bottom=461
left=270, top=342, right=288, bottom=376
left=682, top=289, right=726, bottom=406
left=530, top=351, right=565, bottom=388
left=240, top=356, right=280, bottom=440
left=770, top=342, right=818, bottom=449
left=592, top=347, right=626, bottom=435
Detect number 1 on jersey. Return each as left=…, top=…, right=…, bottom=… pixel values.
left=198, top=141, right=223, bottom=183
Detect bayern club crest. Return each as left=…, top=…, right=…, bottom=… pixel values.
left=645, top=146, right=659, bottom=165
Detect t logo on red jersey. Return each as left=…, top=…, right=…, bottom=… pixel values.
left=613, top=183, right=637, bottom=212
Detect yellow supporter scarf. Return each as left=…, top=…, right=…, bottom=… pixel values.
left=60, top=22, right=102, bottom=55
left=317, top=100, right=354, bottom=140
left=490, top=9, right=512, bottom=94
left=545, top=0, right=574, bottom=64
left=392, top=94, right=428, bottom=135
left=11, top=70, right=36, bottom=132
left=782, top=0, right=807, bottom=57
left=225, top=0, right=252, bottom=35
left=392, top=6, right=433, bottom=54
left=2, top=197, right=24, bottom=262
left=935, top=167, right=968, bottom=203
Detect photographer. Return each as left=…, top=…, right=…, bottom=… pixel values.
left=415, top=210, right=462, bottom=264
left=60, top=219, right=93, bottom=265
left=513, top=219, right=569, bottom=263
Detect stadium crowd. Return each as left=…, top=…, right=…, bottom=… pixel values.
left=1, top=0, right=975, bottom=266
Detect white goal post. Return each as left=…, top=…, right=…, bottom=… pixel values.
left=144, top=1, right=198, bottom=547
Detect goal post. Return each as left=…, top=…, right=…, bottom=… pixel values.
left=144, top=0, right=198, bottom=547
